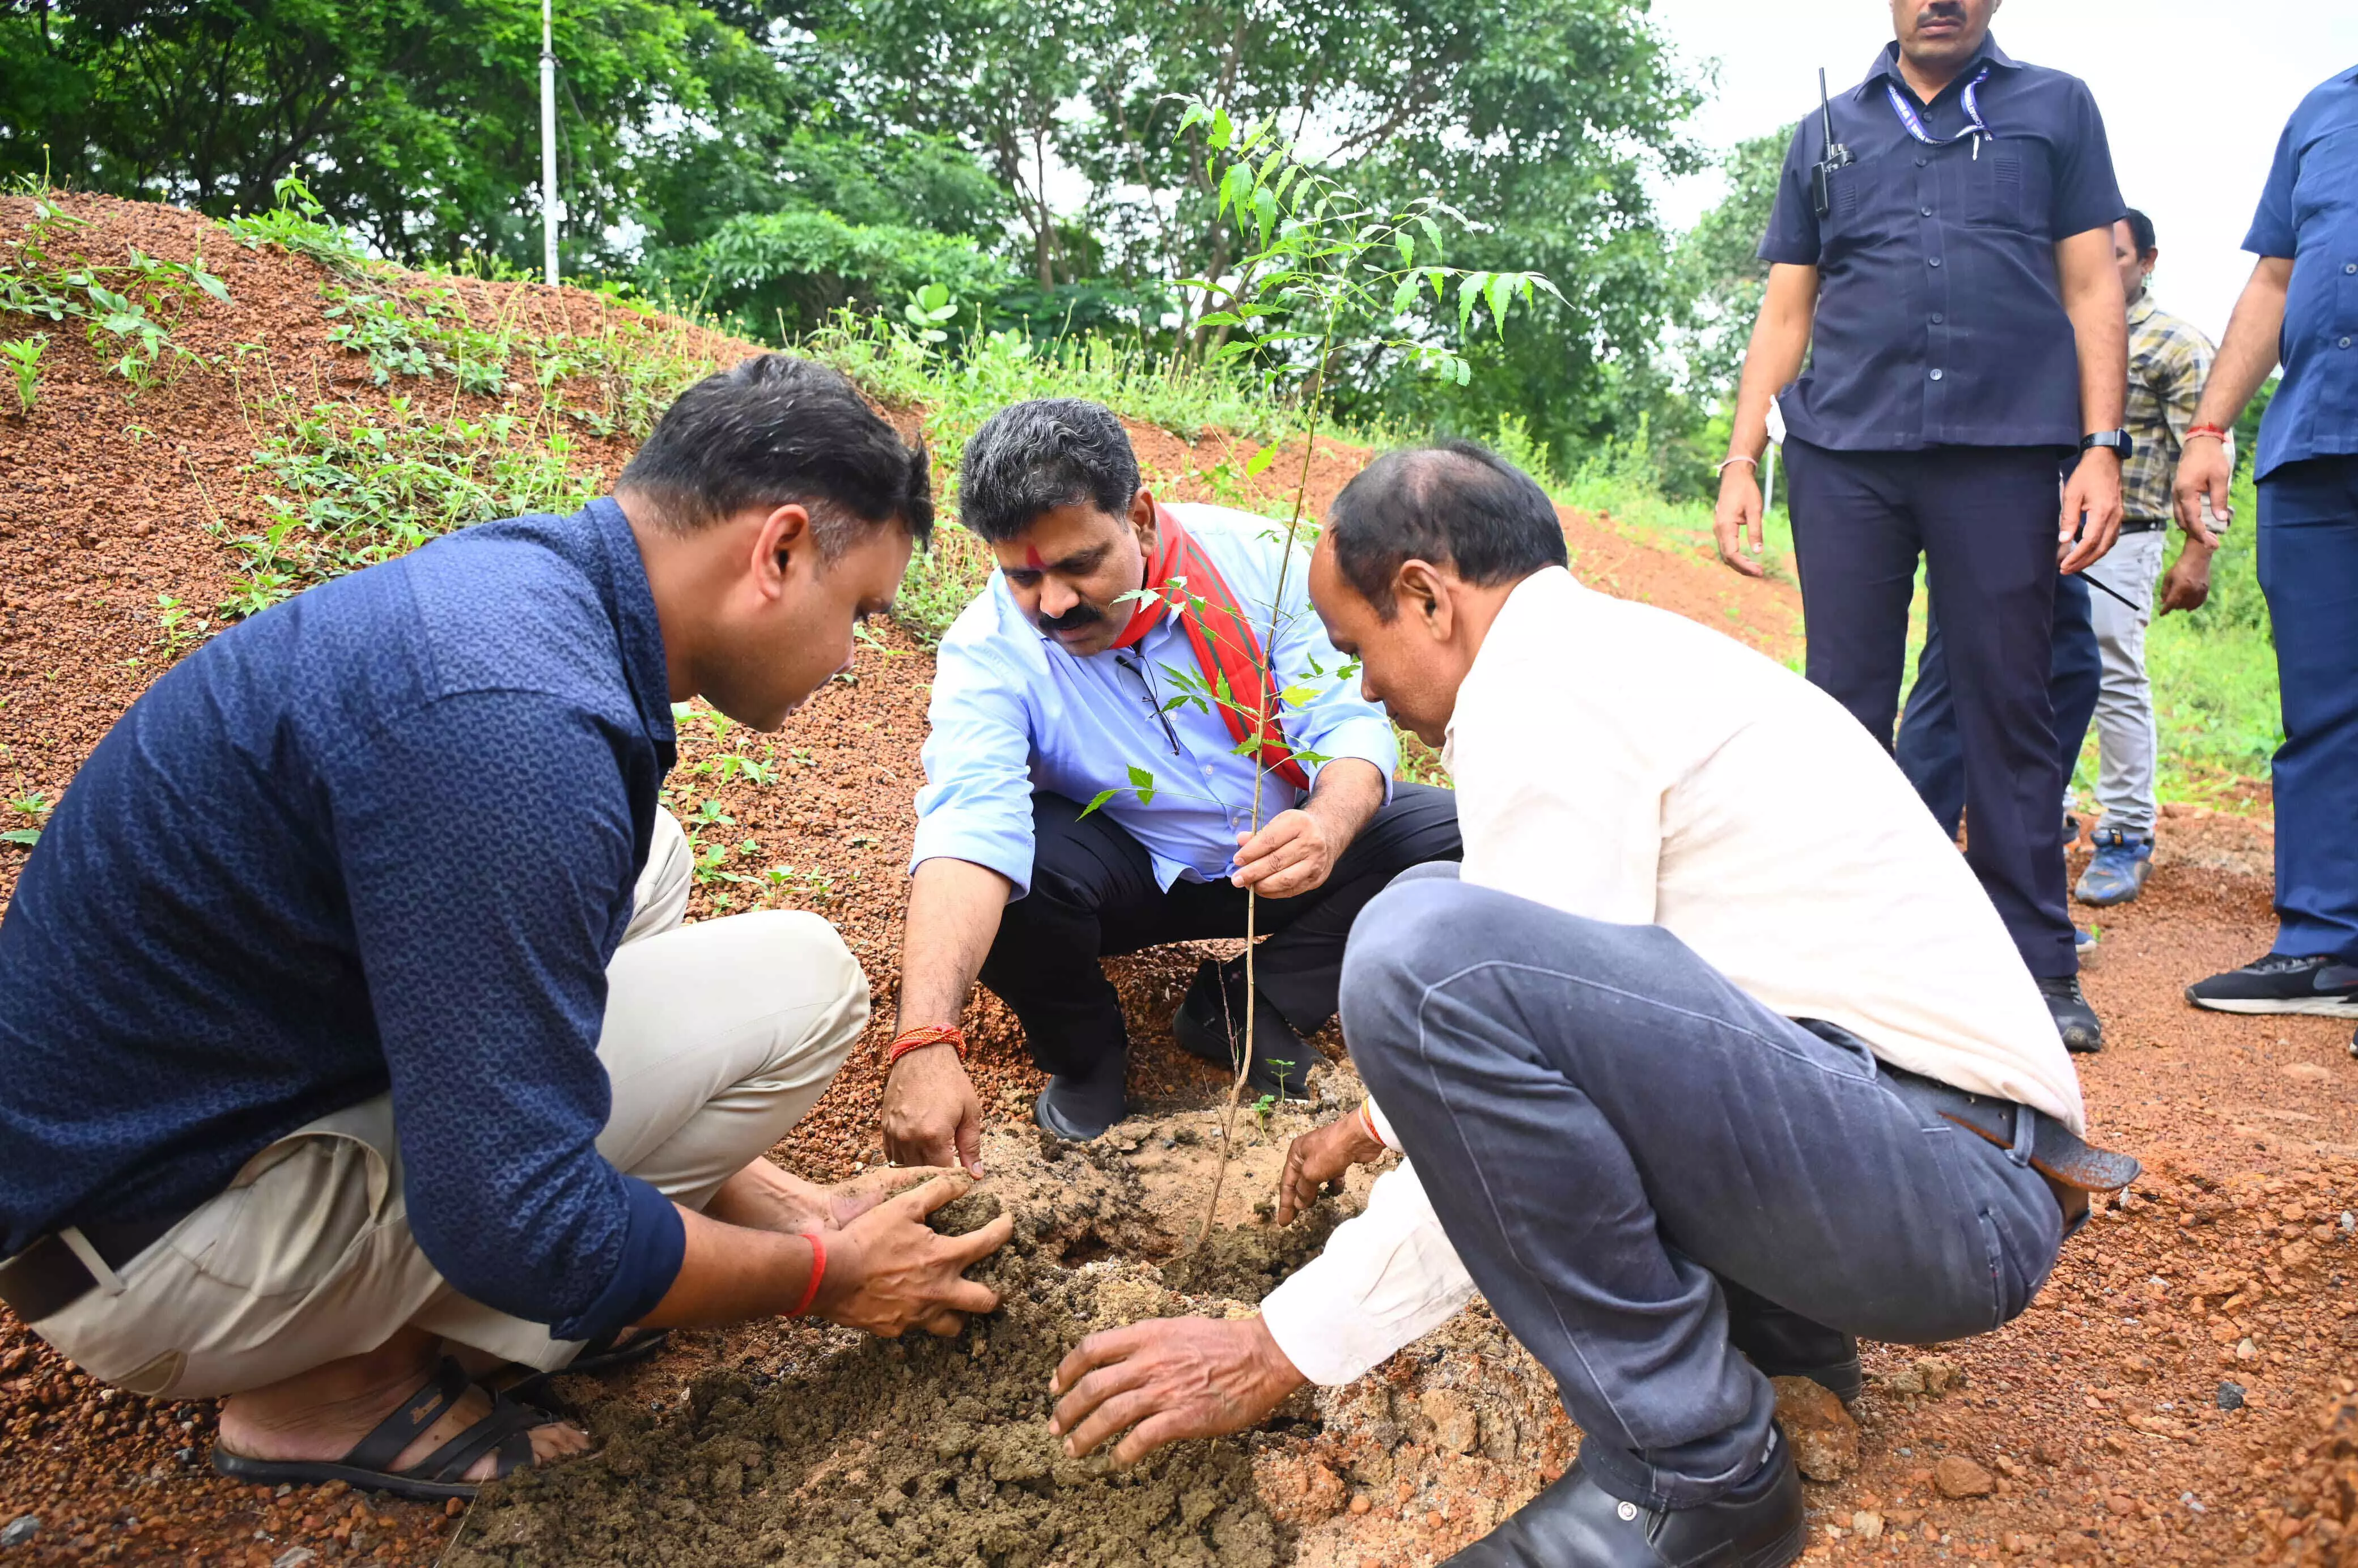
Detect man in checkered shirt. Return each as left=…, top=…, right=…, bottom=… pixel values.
left=2074, top=208, right=2220, bottom=907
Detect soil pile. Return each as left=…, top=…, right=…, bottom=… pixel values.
left=448, top=1174, right=1350, bottom=1568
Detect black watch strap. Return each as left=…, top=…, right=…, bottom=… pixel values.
left=2080, top=429, right=2135, bottom=460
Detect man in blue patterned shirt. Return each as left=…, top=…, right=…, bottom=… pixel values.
left=0, top=356, right=1010, bottom=1499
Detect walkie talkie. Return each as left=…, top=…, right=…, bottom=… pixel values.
left=1809, top=67, right=1854, bottom=219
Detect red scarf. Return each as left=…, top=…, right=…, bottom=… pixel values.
left=1112, top=505, right=1310, bottom=791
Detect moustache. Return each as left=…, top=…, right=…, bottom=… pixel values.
left=1036, top=601, right=1106, bottom=636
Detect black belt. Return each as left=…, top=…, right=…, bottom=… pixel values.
left=0, top=1214, right=184, bottom=1324
left=1878, top=1063, right=2141, bottom=1197
left=2117, top=519, right=2169, bottom=533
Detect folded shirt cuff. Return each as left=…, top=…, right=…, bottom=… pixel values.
left=1364, top=1095, right=1402, bottom=1152
left=551, top=1175, right=685, bottom=1344
left=908, top=813, right=1036, bottom=899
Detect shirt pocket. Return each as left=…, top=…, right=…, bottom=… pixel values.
left=1818, top=150, right=1905, bottom=254
left=1962, top=141, right=2052, bottom=235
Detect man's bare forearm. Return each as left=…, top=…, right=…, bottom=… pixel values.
left=1724, top=264, right=1820, bottom=461
left=2194, top=257, right=2293, bottom=430
left=895, top=857, right=1015, bottom=1034
left=2058, top=228, right=2128, bottom=434
left=642, top=1204, right=815, bottom=1328
left=1300, top=757, right=1385, bottom=843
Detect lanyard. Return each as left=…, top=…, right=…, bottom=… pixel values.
left=1885, top=65, right=1994, bottom=148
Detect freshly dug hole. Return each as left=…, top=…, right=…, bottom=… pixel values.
left=452, top=1185, right=1349, bottom=1568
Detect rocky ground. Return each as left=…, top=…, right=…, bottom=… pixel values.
left=3, top=193, right=2355, bottom=1567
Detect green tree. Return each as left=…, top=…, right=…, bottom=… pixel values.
left=1669, top=126, right=1791, bottom=412
left=0, top=0, right=750, bottom=266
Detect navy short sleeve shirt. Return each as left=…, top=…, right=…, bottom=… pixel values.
left=1759, top=35, right=2126, bottom=452
left=2242, top=65, right=2358, bottom=479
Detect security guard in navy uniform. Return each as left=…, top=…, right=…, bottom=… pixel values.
left=1713, top=0, right=2131, bottom=1056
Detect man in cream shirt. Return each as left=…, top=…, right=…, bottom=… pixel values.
left=1040, top=443, right=2132, bottom=1568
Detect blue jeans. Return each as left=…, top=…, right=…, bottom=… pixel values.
left=1341, top=870, right=2065, bottom=1510
left=1895, top=570, right=2102, bottom=842
left=2261, top=456, right=2358, bottom=961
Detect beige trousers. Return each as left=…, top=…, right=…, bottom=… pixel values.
left=32, top=810, right=869, bottom=1400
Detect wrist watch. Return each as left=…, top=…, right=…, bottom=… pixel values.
left=2080, top=430, right=2135, bottom=460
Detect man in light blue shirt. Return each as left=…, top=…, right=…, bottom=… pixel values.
left=879, top=400, right=1460, bottom=1149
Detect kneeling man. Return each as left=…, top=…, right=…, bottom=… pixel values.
left=884, top=398, right=1459, bottom=1159
left=1045, top=444, right=2132, bottom=1566
left=0, top=355, right=1009, bottom=1499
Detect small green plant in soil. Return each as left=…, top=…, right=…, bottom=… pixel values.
left=220, top=176, right=368, bottom=272
left=152, top=593, right=209, bottom=653
left=1, top=184, right=230, bottom=400
left=2, top=332, right=44, bottom=413
left=5, top=789, right=51, bottom=848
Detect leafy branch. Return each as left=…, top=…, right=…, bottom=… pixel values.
left=1103, top=97, right=1556, bottom=1247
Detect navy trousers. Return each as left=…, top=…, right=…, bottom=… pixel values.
left=1342, top=870, right=2064, bottom=1510
left=1895, top=571, right=2102, bottom=840
left=979, top=785, right=1462, bottom=1079
left=2260, top=456, right=2358, bottom=962
left=1783, top=440, right=2079, bottom=978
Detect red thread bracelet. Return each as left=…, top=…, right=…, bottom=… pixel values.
left=1358, top=1099, right=1384, bottom=1149
left=885, top=1025, right=966, bottom=1069
left=791, top=1231, right=826, bottom=1316
left=2185, top=424, right=2231, bottom=444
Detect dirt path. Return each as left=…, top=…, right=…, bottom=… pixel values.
left=4, top=194, right=2352, bottom=1568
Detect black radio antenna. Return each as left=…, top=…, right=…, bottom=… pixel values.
left=1818, top=67, right=1853, bottom=166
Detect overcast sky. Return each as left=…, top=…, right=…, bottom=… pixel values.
left=1649, top=1, right=2358, bottom=341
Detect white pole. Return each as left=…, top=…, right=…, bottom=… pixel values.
left=540, top=0, right=559, bottom=286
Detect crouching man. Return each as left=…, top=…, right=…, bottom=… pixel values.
left=0, top=355, right=1010, bottom=1501
left=882, top=398, right=1458, bottom=1157
left=1043, top=444, right=2133, bottom=1567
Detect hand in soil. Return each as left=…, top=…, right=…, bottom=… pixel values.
left=880, top=1043, right=985, bottom=1174
left=1046, top=1314, right=1308, bottom=1468
left=1276, top=1109, right=1387, bottom=1224
left=813, top=1174, right=1012, bottom=1337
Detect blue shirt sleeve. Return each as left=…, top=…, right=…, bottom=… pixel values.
left=2049, top=80, right=2126, bottom=240
left=2244, top=116, right=2302, bottom=258
left=1758, top=119, right=1823, bottom=266
left=330, top=689, right=684, bottom=1342
left=911, top=601, right=1042, bottom=897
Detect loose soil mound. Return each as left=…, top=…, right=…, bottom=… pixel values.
left=5, top=194, right=2355, bottom=1568
left=449, top=1179, right=1345, bottom=1568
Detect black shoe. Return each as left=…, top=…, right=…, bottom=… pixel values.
left=1725, top=1293, right=1862, bottom=1405
left=2038, top=975, right=2103, bottom=1053
left=2186, top=953, right=2358, bottom=1019
left=1439, top=1438, right=1803, bottom=1567
left=1170, top=959, right=1314, bottom=1100
left=1032, top=1057, right=1128, bottom=1142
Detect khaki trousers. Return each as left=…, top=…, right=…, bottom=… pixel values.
left=32, top=810, right=868, bottom=1400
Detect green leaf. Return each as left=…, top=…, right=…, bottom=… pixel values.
left=1219, top=162, right=1253, bottom=219
left=1485, top=271, right=1513, bottom=338
left=1078, top=789, right=1121, bottom=818
left=1245, top=441, right=1280, bottom=477
left=1126, top=764, right=1158, bottom=806
left=2, top=827, right=39, bottom=847
left=1276, top=685, right=1318, bottom=706
left=1390, top=273, right=1422, bottom=316
left=1178, top=102, right=1209, bottom=138
left=1209, top=107, right=1235, bottom=151
left=1394, top=230, right=1415, bottom=269
left=1252, top=185, right=1278, bottom=248
left=1257, top=148, right=1287, bottom=188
